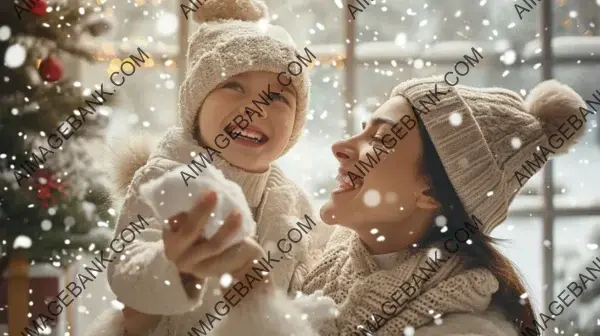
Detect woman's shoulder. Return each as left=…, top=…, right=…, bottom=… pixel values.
left=415, top=307, right=519, bottom=336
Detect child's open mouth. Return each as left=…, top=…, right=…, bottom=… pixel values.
left=226, top=124, right=269, bottom=146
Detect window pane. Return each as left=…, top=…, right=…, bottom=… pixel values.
left=551, top=68, right=600, bottom=208
left=355, top=1, right=537, bottom=44
left=553, top=216, right=600, bottom=334
left=81, top=59, right=178, bottom=136
left=492, top=216, right=543, bottom=313
left=554, top=0, right=599, bottom=37
left=102, top=0, right=180, bottom=46
left=81, top=0, right=180, bottom=133
left=276, top=66, right=344, bottom=201
left=263, top=0, right=343, bottom=44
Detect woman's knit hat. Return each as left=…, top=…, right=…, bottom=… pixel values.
left=391, top=76, right=593, bottom=234
left=179, top=0, right=310, bottom=154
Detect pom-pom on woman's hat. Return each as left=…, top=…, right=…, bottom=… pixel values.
left=179, top=0, right=311, bottom=154
left=391, top=77, right=592, bottom=234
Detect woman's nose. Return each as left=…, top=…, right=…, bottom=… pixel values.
left=331, top=139, right=356, bottom=162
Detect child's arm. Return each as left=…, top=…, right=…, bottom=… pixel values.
left=107, top=165, right=208, bottom=315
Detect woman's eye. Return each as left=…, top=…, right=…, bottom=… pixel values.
left=223, top=82, right=243, bottom=92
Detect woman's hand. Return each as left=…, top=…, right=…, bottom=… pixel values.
left=162, top=190, right=272, bottom=297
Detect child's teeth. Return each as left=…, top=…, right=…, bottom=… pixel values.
left=237, top=129, right=265, bottom=140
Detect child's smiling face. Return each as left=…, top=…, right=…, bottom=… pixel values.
left=196, top=71, right=297, bottom=172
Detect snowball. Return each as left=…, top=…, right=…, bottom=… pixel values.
left=139, top=158, right=255, bottom=249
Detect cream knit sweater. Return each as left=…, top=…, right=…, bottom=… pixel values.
left=301, top=228, right=503, bottom=335
left=87, top=127, right=333, bottom=336
left=212, top=227, right=518, bottom=336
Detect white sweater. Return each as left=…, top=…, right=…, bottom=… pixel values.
left=88, top=127, right=333, bottom=336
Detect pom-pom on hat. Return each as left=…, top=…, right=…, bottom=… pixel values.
left=179, top=0, right=311, bottom=155
left=390, top=76, right=593, bottom=234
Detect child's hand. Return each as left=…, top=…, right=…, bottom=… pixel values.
left=162, top=190, right=271, bottom=297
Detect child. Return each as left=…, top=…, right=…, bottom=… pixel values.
left=210, top=77, right=590, bottom=336
left=86, top=0, right=333, bottom=335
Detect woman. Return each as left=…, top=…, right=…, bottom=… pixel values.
left=206, top=76, right=588, bottom=336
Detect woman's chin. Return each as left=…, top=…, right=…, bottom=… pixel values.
left=319, top=200, right=339, bottom=225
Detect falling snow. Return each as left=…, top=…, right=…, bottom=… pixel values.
left=363, top=189, right=382, bottom=207
left=449, top=112, right=462, bottom=126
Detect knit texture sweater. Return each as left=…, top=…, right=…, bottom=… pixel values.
left=300, top=227, right=502, bottom=335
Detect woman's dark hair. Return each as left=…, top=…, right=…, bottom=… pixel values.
left=413, top=115, right=536, bottom=332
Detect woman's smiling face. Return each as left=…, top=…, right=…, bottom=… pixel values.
left=320, top=96, right=439, bottom=243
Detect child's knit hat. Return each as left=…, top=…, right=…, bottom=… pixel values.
left=391, top=76, right=593, bottom=234
left=179, top=0, right=311, bottom=153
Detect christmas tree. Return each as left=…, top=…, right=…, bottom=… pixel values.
left=0, top=0, right=114, bottom=275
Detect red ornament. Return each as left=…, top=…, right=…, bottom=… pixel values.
left=38, top=56, right=63, bottom=82
left=30, top=0, right=47, bottom=16
left=32, top=170, right=70, bottom=208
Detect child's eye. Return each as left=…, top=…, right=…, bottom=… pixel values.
left=223, top=82, right=243, bottom=92
left=269, top=92, right=290, bottom=105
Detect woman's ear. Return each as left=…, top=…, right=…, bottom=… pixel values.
left=415, top=187, right=440, bottom=210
